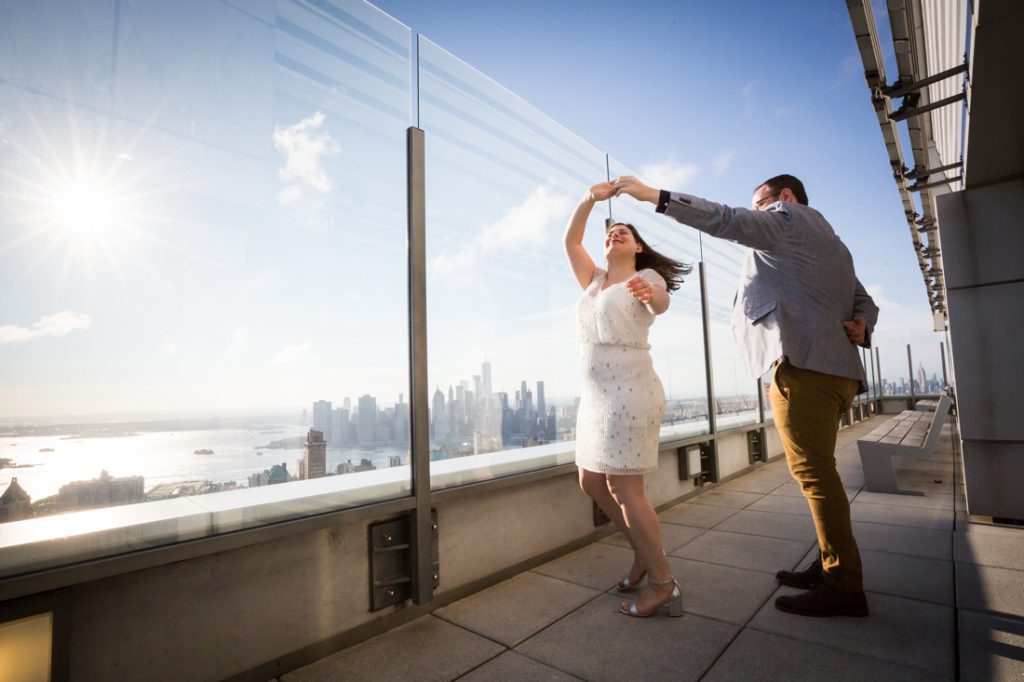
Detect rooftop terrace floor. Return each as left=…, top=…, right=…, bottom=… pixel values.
left=281, top=416, right=1024, bottom=681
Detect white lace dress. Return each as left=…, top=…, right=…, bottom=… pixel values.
left=575, top=268, right=666, bottom=474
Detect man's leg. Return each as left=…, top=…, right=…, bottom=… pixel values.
left=770, top=363, right=863, bottom=593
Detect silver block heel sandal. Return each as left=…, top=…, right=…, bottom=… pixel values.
left=616, top=569, right=646, bottom=592
left=617, top=576, right=683, bottom=617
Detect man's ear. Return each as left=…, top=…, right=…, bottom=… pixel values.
left=779, top=187, right=797, bottom=203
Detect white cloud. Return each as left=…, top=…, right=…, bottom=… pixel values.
left=865, top=284, right=896, bottom=311
left=272, top=342, right=314, bottom=365
left=711, top=150, right=734, bottom=175
left=483, top=185, right=567, bottom=248
left=0, top=310, right=91, bottom=344
left=162, top=338, right=179, bottom=356
left=277, top=185, right=302, bottom=205
left=429, top=186, right=572, bottom=278
left=637, top=159, right=699, bottom=190
left=865, top=284, right=935, bottom=335
left=272, top=111, right=340, bottom=203
left=429, top=248, right=479, bottom=278
left=513, top=305, right=577, bottom=324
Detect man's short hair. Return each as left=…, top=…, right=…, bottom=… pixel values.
left=757, top=174, right=808, bottom=206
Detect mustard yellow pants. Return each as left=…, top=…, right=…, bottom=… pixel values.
left=770, top=361, right=863, bottom=593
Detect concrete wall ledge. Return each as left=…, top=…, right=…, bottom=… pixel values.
left=0, top=424, right=797, bottom=681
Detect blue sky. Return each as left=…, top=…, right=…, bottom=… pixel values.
left=0, top=0, right=945, bottom=420
left=375, top=0, right=930, bottom=306
left=375, top=0, right=946, bottom=376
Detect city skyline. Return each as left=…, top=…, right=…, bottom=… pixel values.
left=0, top=342, right=934, bottom=523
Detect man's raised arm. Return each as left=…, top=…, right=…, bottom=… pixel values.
left=612, top=176, right=787, bottom=251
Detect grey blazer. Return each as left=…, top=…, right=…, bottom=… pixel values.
left=661, top=192, right=879, bottom=392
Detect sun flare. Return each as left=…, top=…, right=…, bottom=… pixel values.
left=50, top=176, right=122, bottom=236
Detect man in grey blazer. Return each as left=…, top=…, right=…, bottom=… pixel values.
left=614, top=173, right=879, bottom=617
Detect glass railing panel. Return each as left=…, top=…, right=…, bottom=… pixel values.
left=907, top=341, right=947, bottom=395
left=873, top=331, right=916, bottom=397
left=872, top=335, right=948, bottom=400
left=607, top=159, right=711, bottom=442
left=0, top=0, right=413, bottom=576
left=700, top=237, right=760, bottom=429
left=418, top=36, right=609, bottom=490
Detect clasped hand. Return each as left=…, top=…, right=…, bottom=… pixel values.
left=588, top=181, right=616, bottom=202
left=588, top=176, right=659, bottom=204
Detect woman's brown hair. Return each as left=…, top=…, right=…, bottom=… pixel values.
left=611, top=222, right=692, bottom=292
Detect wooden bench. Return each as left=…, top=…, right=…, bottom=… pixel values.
left=857, top=395, right=951, bottom=496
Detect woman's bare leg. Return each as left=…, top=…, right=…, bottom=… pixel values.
left=607, top=474, right=674, bottom=612
left=578, top=468, right=644, bottom=582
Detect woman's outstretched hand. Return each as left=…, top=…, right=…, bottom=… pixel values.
left=612, top=176, right=660, bottom=205
left=588, top=181, right=616, bottom=202
left=626, top=275, right=654, bottom=304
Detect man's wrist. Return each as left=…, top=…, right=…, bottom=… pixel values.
left=655, top=190, right=671, bottom=213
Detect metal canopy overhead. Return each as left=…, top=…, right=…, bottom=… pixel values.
left=847, top=0, right=973, bottom=329
left=848, top=0, right=1024, bottom=329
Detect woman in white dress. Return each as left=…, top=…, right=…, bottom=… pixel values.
left=564, top=180, right=691, bottom=617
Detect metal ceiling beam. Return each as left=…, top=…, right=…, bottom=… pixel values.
left=846, top=0, right=970, bottom=329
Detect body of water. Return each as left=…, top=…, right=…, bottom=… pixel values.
left=0, top=426, right=409, bottom=500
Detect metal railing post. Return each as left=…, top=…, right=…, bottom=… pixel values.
left=697, top=259, right=719, bottom=481
left=875, top=347, right=883, bottom=401
left=407, top=126, right=433, bottom=605
left=940, top=341, right=948, bottom=388
left=698, top=261, right=717, bottom=434
left=907, top=343, right=916, bottom=405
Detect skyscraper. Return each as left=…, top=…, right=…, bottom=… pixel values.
left=357, top=394, right=377, bottom=449
left=455, top=383, right=466, bottom=419
left=313, top=400, right=333, bottom=444
left=431, top=387, right=448, bottom=444
left=393, top=397, right=410, bottom=445
left=482, top=360, right=492, bottom=398
left=303, top=429, right=327, bottom=479
left=536, top=380, right=545, bottom=418
left=330, top=408, right=345, bottom=447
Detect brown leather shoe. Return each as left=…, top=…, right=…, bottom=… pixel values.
left=775, top=583, right=869, bottom=617
left=775, top=558, right=823, bottom=590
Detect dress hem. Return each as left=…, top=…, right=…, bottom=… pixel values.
left=576, top=462, right=657, bottom=476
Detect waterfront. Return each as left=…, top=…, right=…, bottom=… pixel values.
left=0, top=425, right=409, bottom=501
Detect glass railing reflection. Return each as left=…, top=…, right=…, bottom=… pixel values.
left=608, top=158, right=712, bottom=442
left=701, top=237, right=760, bottom=429
left=0, top=0, right=414, bottom=557
left=418, top=36, right=607, bottom=489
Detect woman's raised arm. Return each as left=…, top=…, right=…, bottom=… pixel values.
left=564, top=182, right=614, bottom=289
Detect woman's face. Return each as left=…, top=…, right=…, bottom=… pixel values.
left=604, top=224, right=642, bottom=258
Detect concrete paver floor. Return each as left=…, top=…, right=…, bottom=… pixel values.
left=282, top=416, right=1024, bottom=681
